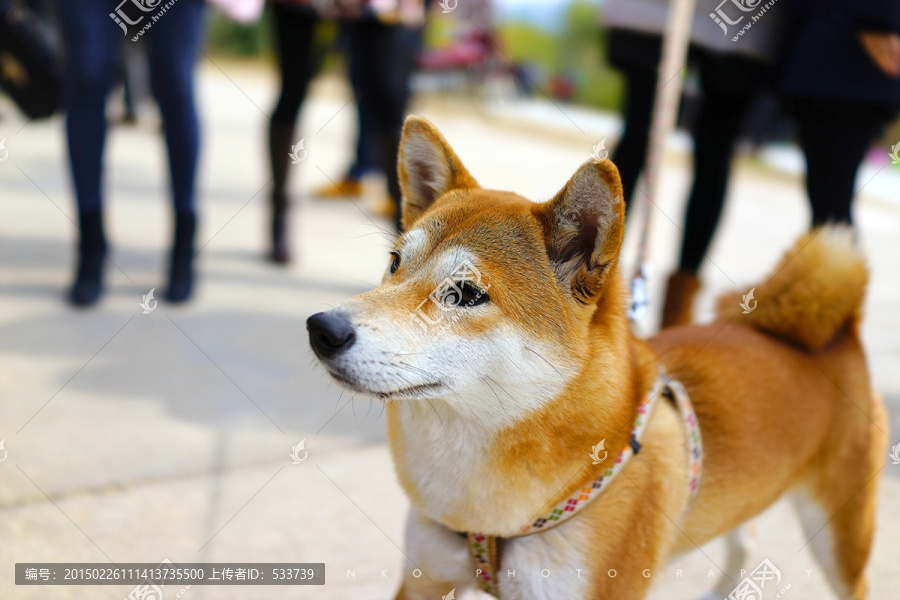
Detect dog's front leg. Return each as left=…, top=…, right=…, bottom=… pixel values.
left=394, top=508, right=473, bottom=600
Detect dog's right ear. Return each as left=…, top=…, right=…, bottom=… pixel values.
left=398, top=116, right=478, bottom=230
left=533, top=159, right=625, bottom=304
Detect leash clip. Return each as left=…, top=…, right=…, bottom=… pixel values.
left=628, top=264, right=650, bottom=324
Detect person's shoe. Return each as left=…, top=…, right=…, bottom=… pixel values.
left=69, top=210, right=107, bottom=307
left=660, top=271, right=700, bottom=328
left=315, top=177, right=363, bottom=199
left=165, top=212, right=196, bottom=303
left=269, top=197, right=291, bottom=265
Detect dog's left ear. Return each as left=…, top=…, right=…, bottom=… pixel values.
left=533, top=160, right=625, bottom=304
left=398, top=116, right=478, bottom=230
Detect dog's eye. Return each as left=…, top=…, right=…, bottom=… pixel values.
left=460, top=281, right=489, bottom=307
left=389, top=251, right=401, bottom=274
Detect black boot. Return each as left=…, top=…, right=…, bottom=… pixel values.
left=69, top=210, right=107, bottom=306
left=268, top=119, right=294, bottom=264
left=270, top=196, right=290, bottom=264
left=165, top=212, right=196, bottom=303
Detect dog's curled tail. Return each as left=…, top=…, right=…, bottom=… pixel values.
left=716, top=226, right=868, bottom=351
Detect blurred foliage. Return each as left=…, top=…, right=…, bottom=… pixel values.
left=422, top=13, right=457, bottom=49
left=498, top=0, right=623, bottom=110
left=206, top=7, right=343, bottom=72
left=204, top=2, right=624, bottom=110
left=206, top=8, right=272, bottom=57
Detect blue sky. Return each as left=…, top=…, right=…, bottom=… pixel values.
left=494, top=0, right=602, bottom=31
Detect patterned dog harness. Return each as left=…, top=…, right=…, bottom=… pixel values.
left=465, top=373, right=702, bottom=597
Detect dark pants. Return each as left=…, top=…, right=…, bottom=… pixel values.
left=59, top=0, right=205, bottom=215
left=346, top=22, right=423, bottom=181
left=608, top=30, right=771, bottom=273
left=793, top=98, right=896, bottom=225
left=269, top=6, right=417, bottom=230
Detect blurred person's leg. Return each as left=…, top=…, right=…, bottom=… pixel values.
left=314, top=23, right=377, bottom=200
left=662, top=53, right=767, bottom=328
left=121, top=41, right=150, bottom=124
left=679, top=91, right=754, bottom=272
left=146, top=0, right=205, bottom=301
left=348, top=19, right=417, bottom=232
left=606, top=29, right=661, bottom=213
left=795, top=99, right=893, bottom=226
left=268, top=5, right=319, bottom=263
left=350, top=102, right=381, bottom=181
left=347, top=32, right=383, bottom=182
left=58, top=0, right=119, bottom=306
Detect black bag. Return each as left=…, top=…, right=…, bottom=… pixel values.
left=0, top=0, right=63, bottom=120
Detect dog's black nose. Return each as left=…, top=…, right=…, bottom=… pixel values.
left=307, top=311, right=356, bottom=358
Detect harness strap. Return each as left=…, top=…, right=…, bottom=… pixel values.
left=661, top=377, right=702, bottom=501
left=465, top=374, right=702, bottom=598
left=467, top=533, right=501, bottom=597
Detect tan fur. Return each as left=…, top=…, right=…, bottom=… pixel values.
left=312, top=117, right=887, bottom=600
left=715, top=227, right=868, bottom=351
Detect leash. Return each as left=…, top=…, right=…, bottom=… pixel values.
left=627, top=0, right=697, bottom=326
left=466, top=373, right=702, bottom=598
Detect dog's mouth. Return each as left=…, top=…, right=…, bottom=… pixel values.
left=325, top=368, right=445, bottom=400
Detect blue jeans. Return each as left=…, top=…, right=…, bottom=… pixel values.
left=59, top=0, right=205, bottom=214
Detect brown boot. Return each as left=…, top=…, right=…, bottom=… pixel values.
left=314, top=178, right=363, bottom=199
left=661, top=271, right=700, bottom=328
left=371, top=195, right=397, bottom=220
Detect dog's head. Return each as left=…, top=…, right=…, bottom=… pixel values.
left=308, top=117, right=626, bottom=421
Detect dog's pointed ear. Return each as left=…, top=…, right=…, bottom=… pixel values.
left=533, top=160, right=625, bottom=304
left=398, top=116, right=478, bottom=230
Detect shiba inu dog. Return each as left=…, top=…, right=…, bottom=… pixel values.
left=307, top=116, right=887, bottom=600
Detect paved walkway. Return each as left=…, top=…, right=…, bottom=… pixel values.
left=1, top=62, right=898, bottom=599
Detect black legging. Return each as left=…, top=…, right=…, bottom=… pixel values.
left=609, top=30, right=771, bottom=273
left=346, top=19, right=418, bottom=227
left=269, top=5, right=416, bottom=231
left=680, top=56, right=761, bottom=272
left=269, top=6, right=320, bottom=211
left=793, top=98, right=895, bottom=225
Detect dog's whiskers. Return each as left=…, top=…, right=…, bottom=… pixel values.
left=525, top=346, right=566, bottom=380
left=393, top=361, right=435, bottom=379
left=425, top=398, right=447, bottom=435
left=485, top=375, right=516, bottom=401
left=481, top=376, right=511, bottom=420
left=392, top=371, right=448, bottom=435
